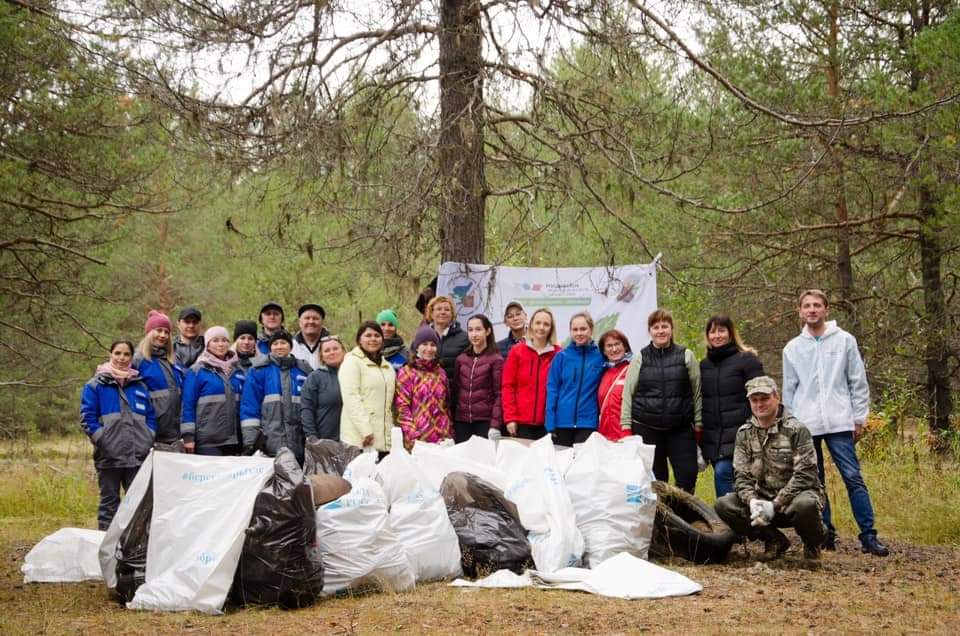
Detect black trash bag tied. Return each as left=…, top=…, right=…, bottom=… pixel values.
left=303, top=438, right=362, bottom=476
left=229, top=447, right=325, bottom=608
left=441, top=471, right=533, bottom=578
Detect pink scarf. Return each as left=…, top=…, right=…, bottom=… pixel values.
left=198, top=348, right=238, bottom=376
left=96, top=362, right=139, bottom=386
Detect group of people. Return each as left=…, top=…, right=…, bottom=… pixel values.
left=79, top=289, right=889, bottom=563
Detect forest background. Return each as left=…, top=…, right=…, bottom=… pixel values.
left=1, top=0, right=957, bottom=453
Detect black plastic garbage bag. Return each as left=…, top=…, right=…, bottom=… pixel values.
left=113, top=445, right=184, bottom=603
left=440, top=471, right=533, bottom=578
left=303, top=438, right=362, bottom=476
left=113, top=478, right=152, bottom=603
left=230, top=448, right=324, bottom=608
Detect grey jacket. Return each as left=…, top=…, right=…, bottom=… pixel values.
left=301, top=366, right=343, bottom=440
left=174, top=335, right=204, bottom=369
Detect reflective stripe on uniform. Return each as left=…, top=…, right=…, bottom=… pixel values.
left=198, top=394, right=227, bottom=405
left=263, top=394, right=281, bottom=404
left=241, top=418, right=261, bottom=429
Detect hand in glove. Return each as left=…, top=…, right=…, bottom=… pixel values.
left=749, top=498, right=775, bottom=527
left=488, top=427, right=502, bottom=443
left=696, top=447, right=708, bottom=473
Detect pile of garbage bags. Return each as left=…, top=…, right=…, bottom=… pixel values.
left=28, top=431, right=665, bottom=614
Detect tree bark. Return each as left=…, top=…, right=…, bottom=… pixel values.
left=917, top=183, right=953, bottom=445
left=826, top=1, right=856, bottom=326
left=438, top=0, right=485, bottom=264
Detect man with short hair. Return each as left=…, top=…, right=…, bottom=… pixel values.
left=256, top=301, right=285, bottom=355
left=715, top=376, right=826, bottom=562
left=291, top=303, right=329, bottom=370
left=173, top=306, right=204, bottom=368
left=782, top=289, right=889, bottom=557
left=497, top=301, right=526, bottom=358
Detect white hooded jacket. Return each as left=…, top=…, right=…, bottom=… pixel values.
left=781, top=320, right=870, bottom=436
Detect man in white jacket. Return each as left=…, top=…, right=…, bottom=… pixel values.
left=782, top=289, right=889, bottom=557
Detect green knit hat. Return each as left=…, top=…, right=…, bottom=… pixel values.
left=376, top=309, right=399, bottom=327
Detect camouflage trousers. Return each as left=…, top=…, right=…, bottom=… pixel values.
left=715, top=490, right=825, bottom=549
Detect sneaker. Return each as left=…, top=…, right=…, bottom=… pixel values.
left=861, top=535, right=890, bottom=557
left=822, top=532, right=837, bottom=551
left=803, top=544, right=822, bottom=560
left=757, top=531, right=791, bottom=562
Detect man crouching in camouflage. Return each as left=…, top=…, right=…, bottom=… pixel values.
left=715, top=376, right=825, bottom=561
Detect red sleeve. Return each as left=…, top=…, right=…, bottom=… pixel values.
left=501, top=348, right=519, bottom=423
left=490, top=354, right=504, bottom=430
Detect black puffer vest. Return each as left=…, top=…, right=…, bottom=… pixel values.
left=631, top=343, right=693, bottom=431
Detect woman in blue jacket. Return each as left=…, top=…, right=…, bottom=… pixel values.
left=181, top=326, right=244, bottom=456
left=133, top=310, right=183, bottom=444
left=545, top=311, right=605, bottom=446
left=80, top=339, right=157, bottom=530
left=240, top=329, right=312, bottom=463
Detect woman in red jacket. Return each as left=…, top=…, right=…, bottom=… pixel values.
left=501, top=308, right=560, bottom=440
left=454, top=314, right=504, bottom=442
left=597, top=329, right=632, bottom=441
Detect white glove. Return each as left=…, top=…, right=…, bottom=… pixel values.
left=749, top=498, right=775, bottom=527
left=488, top=428, right=502, bottom=443
left=696, top=447, right=708, bottom=473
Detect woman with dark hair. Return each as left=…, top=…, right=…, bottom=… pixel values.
left=620, top=309, right=703, bottom=494
left=545, top=311, right=605, bottom=446
left=454, top=314, right=503, bottom=442
left=133, top=310, right=183, bottom=444
left=700, top=315, right=764, bottom=497
left=339, top=321, right=397, bottom=453
left=80, top=339, right=157, bottom=529
left=395, top=325, right=453, bottom=448
left=377, top=309, right=409, bottom=370
left=239, top=329, right=312, bottom=463
left=501, top=308, right=561, bottom=440
left=597, top=329, right=632, bottom=441
left=181, top=326, right=243, bottom=456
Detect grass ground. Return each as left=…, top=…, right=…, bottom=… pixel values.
left=1, top=433, right=959, bottom=634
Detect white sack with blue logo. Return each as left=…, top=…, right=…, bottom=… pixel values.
left=564, top=433, right=657, bottom=567
left=374, top=430, right=462, bottom=582
left=316, top=477, right=415, bottom=594
left=497, top=436, right=584, bottom=573
left=127, top=453, right=273, bottom=614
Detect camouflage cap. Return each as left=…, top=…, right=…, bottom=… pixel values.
left=745, top=375, right=779, bottom=397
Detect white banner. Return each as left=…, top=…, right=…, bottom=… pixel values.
left=437, top=260, right=659, bottom=350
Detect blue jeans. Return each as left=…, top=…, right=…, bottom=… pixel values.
left=813, top=432, right=877, bottom=541
left=712, top=458, right=735, bottom=499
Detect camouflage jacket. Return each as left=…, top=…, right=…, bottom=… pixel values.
left=733, top=406, right=823, bottom=510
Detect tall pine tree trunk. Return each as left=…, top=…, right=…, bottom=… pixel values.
left=826, top=1, right=856, bottom=327
left=918, top=183, right=953, bottom=445
left=438, top=0, right=485, bottom=264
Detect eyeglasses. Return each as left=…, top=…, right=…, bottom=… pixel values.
left=320, top=335, right=343, bottom=345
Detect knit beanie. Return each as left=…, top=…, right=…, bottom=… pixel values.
left=412, top=324, right=440, bottom=352
left=269, top=329, right=294, bottom=347
left=204, top=325, right=230, bottom=344
left=145, top=310, right=172, bottom=334
left=233, top=320, right=258, bottom=340
left=376, top=309, right=399, bottom=327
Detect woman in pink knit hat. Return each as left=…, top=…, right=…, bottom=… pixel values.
left=132, top=310, right=184, bottom=444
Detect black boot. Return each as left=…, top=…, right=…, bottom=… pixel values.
left=861, top=534, right=889, bottom=557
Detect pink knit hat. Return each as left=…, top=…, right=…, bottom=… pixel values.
left=145, top=310, right=172, bottom=334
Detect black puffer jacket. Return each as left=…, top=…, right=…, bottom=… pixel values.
left=699, top=343, right=764, bottom=461
left=436, top=322, right=471, bottom=413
